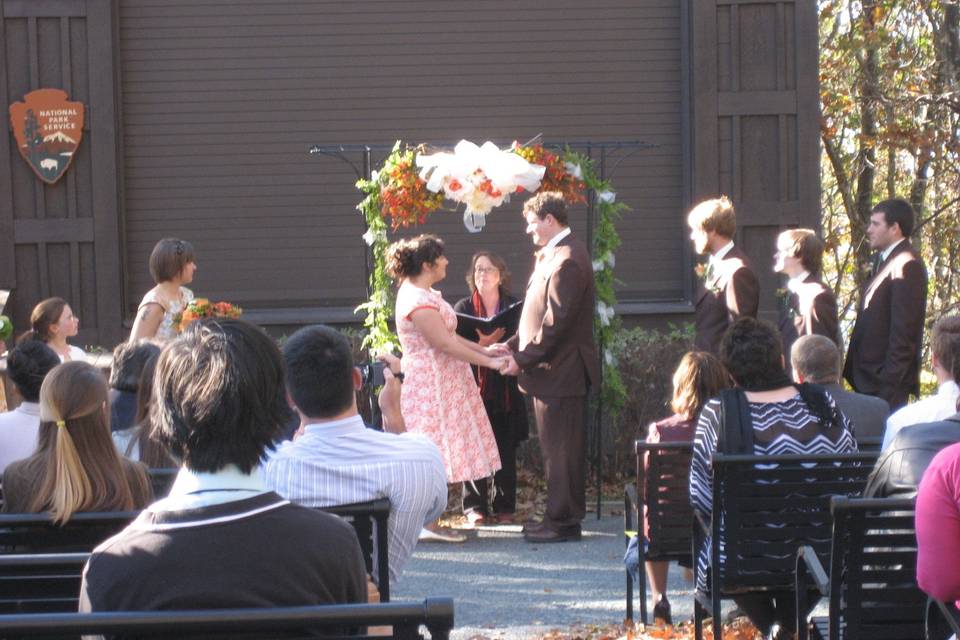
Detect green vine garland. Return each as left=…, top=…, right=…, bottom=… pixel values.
left=355, top=141, right=628, bottom=414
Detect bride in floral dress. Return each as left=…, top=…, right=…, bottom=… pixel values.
left=129, top=238, right=197, bottom=343
left=388, top=234, right=506, bottom=541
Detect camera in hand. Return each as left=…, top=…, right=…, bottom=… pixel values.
left=358, top=361, right=386, bottom=387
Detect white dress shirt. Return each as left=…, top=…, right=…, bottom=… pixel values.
left=880, top=238, right=906, bottom=263
left=263, top=414, right=447, bottom=581
left=544, top=226, right=572, bottom=250
left=882, top=380, right=960, bottom=450
left=709, top=240, right=735, bottom=267
left=149, top=464, right=271, bottom=511
left=0, top=402, right=41, bottom=475
left=787, top=271, right=811, bottom=293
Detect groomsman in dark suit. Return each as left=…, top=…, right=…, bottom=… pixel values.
left=774, top=228, right=840, bottom=374
left=687, top=196, right=760, bottom=354
left=500, top=192, right=599, bottom=543
left=844, top=198, right=928, bottom=411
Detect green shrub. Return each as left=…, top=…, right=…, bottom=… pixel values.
left=602, top=322, right=694, bottom=478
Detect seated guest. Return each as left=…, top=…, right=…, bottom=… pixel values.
left=883, top=316, right=960, bottom=450
left=263, top=325, right=447, bottom=582
left=112, top=353, right=177, bottom=468
left=642, top=351, right=731, bottom=624
left=791, top=334, right=890, bottom=439
left=690, top=318, right=856, bottom=640
left=2, top=362, right=153, bottom=521
left=0, top=340, right=60, bottom=474
left=108, top=340, right=160, bottom=433
left=20, top=297, right=87, bottom=362
left=865, top=334, right=960, bottom=498
left=80, top=319, right=367, bottom=612
left=916, top=442, right=960, bottom=613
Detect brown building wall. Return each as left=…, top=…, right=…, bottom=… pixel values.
left=117, top=0, right=688, bottom=328
left=1, top=0, right=819, bottom=347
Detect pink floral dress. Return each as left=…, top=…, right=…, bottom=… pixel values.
left=396, top=281, right=502, bottom=483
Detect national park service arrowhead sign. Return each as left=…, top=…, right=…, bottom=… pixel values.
left=9, top=89, right=84, bottom=185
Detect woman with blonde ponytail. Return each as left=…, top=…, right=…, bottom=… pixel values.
left=1, top=362, right=153, bottom=523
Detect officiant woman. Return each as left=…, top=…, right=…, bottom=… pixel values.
left=454, top=252, right=529, bottom=525
left=387, top=235, right=504, bottom=542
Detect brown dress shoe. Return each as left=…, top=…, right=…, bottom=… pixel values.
left=521, top=520, right=545, bottom=534
left=523, top=525, right=581, bottom=543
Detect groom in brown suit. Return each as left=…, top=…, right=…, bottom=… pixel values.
left=500, top=191, right=599, bottom=543
left=844, top=198, right=928, bottom=411
left=687, top=196, right=760, bottom=353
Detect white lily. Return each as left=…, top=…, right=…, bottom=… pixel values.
left=596, top=301, right=615, bottom=327
left=598, top=190, right=616, bottom=204
left=564, top=161, right=583, bottom=179
left=592, top=259, right=604, bottom=272
left=362, top=228, right=377, bottom=246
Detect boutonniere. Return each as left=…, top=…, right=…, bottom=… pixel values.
left=695, top=262, right=720, bottom=293
left=776, top=287, right=798, bottom=318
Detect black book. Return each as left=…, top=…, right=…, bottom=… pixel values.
left=455, top=300, right=524, bottom=341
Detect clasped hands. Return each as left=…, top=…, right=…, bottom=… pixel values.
left=484, top=341, right=520, bottom=376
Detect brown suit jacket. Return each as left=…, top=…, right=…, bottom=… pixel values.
left=843, top=240, right=928, bottom=410
left=779, top=274, right=840, bottom=362
left=694, top=245, right=760, bottom=354
left=510, top=234, right=599, bottom=398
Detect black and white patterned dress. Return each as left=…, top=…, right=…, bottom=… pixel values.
left=688, top=392, right=857, bottom=591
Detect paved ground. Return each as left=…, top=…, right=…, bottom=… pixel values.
left=391, top=503, right=701, bottom=639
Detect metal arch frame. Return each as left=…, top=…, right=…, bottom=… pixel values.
left=310, top=139, right=658, bottom=517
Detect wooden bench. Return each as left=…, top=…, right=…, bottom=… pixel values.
left=0, top=553, right=89, bottom=613
left=926, top=598, right=960, bottom=640
left=0, top=597, right=455, bottom=639
left=624, top=440, right=693, bottom=623
left=0, top=498, right=392, bottom=600
left=0, top=511, right=139, bottom=553
left=693, top=451, right=877, bottom=640
left=795, top=496, right=924, bottom=640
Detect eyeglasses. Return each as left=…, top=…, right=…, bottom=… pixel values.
left=474, top=267, right=499, bottom=274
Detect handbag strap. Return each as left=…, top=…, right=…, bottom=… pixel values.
left=718, top=388, right=754, bottom=455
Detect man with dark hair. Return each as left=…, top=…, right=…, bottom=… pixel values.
left=0, top=340, right=60, bottom=474
left=264, top=325, right=446, bottom=581
left=844, top=198, right=928, bottom=410
left=499, top=191, right=599, bottom=543
left=865, top=323, right=960, bottom=498
left=107, top=339, right=160, bottom=433
left=80, top=319, right=367, bottom=612
left=791, top=334, right=889, bottom=440
left=774, top=229, right=839, bottom=374
left=686, top=196, right=760, bottom=354
left=881, top=316, right=960, bottom=449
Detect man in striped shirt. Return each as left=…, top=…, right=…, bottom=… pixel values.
left=264, top=325, right=447, bottom=583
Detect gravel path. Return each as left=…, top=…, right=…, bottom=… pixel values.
left=391, top=504, right=700, bottom=639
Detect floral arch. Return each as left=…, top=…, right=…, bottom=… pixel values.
left=355, top=139, right=628, bottom=410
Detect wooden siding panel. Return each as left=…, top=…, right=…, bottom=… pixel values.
left=1, top=1, right=123, bottom=345
left=691, top=0, right=820, bottom=317
left=119, top=0, right=687, bottom=320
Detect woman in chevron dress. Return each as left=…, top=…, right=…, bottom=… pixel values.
left=689, top=318, right=856, bottom=640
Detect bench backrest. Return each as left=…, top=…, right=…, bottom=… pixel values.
left=0, top=511, right=139, bottom=553
left=0, top=553, right=89, bottom=613
left=827, top=497, right=924, bottom=640
left=635, top=440, right=693, bottom=560
left=0, top=597, right=454, bottom=639
left=711, top=451, right=877, bottom=594
left=321, top=498, right=392, bottom=602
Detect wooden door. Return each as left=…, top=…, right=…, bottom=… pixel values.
left=688, top=0, right=820, bottom=320
left=0, top=0, right=124, bottom=348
